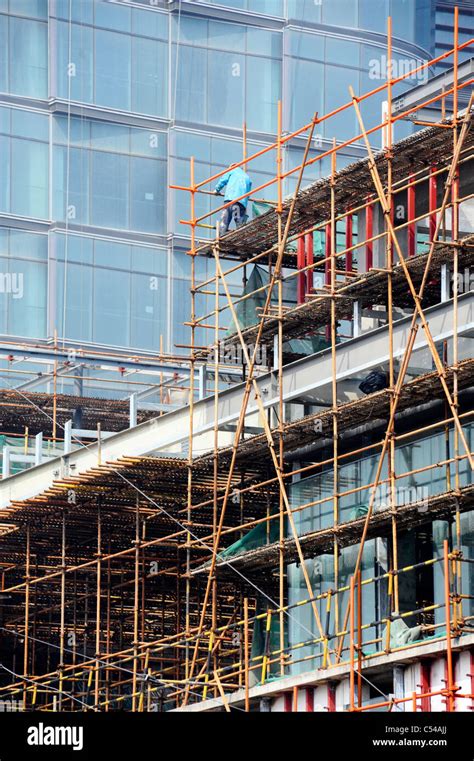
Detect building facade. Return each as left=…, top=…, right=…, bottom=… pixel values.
left=0, top=0, right=437, bottom=399
left=435, top=0, right=473, bottom=71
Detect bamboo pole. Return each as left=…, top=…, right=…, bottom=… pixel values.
left=94, top=502, right=102, bottom=710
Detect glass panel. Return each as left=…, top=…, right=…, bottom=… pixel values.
left=55, top=260, right=93, bottom=341
left=322, top=0, right=358, bottom=27
left=55, top=21, right=94, bottom=102
left=55, top=0, right=93, bottom=23
left=9, top=17, right=47, bottom=97
left=130, top=127, right=166, bottom=158
left=326, top=37, right=360, bottom=67
left=94, top=0, right=131, bottom=32
left=131, top=7, right=168, bottom=40
left=91, top=151, right=129, bottom=229
left=95, top=29, right=131, bottom=110
left=53, top=145, right=90, bottom=225
left=287, top=30, right=325, bottom=62
left=131, top=245, right=167, bottom=276
left=324, top=64, right=359, bottom=141
left=11, top=137, right=48, bottom=218
left=391, top=0, right=415, bottom=42
left=94, top=239, right=131, bottom=271
left=131, top=272, right=167, bottom=350
left=0, top=135, right=10, bottom=213
left=287, top=0, right=321, bottom=23
left=9, top=259, right=47, bottom=338
left=175, top=45, right=207, bottom=123
left=11, top=109, right=48, bottom=141
left=90, top=121, right=130, bottom=153
left=358, top=0, right=389, bottom=33
left=246, top=28, right=282, bottom=58
left=208, top=51, right=244, bottom=128
left=130, top=156, right=166, bottom=233
left=53, top=232, right=93, bottom=265
left=288, top=58, right=324, bottom=131
left=131, top=37, right=168, bottom=117
left=10, top=0, right=47, bottom=17
left=0, top=16, right=8, bottom=93
left=93, top=268, right=130, bottom=346
left=9, top=230, right=47, bottom=260
left=246, top=56, right=280, bottom=133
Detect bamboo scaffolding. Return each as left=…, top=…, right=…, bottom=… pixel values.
left=0, top=22, right=472, bottom=712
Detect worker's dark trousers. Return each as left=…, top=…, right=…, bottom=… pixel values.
left=219, top=202, right=247, bottom=235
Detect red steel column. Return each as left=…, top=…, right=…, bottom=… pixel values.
left=429, top=165, right=437, bottom=243
left=325, top=222, right=331, bottom=286
left=325, top=223, right=332, bottom=341
left=420, top=661, right=431, bottom=711
left=365, top=198, right=373, bottom=271
left=305, top=232, right=314, bottom=294
left=407, top=173, right=416, bottom=257
left=297, top=235, right=305, bottom=304
left=345, top=213, right=353, bottom=273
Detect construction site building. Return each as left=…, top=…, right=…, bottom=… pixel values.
left=0, top=13, right=472, bottom=715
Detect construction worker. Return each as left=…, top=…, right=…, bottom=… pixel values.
left=214, top=163, right=252, bottom=235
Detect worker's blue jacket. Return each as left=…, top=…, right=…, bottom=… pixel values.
left=215, top=167, right=252, bottom=209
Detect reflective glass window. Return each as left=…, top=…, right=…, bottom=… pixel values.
left=8, top=16, right=47, bottom=97
left=95, top=29, right=131, bottom=110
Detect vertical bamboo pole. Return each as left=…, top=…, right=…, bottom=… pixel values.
left=451, top=8, right=462, bottom=625
left=132, top=497, right=140, bottom=711
left=387, top=16, right=399, bottom=617
left=211, top=220, right=220, bottom=695
left=443, top=539, right=455, bottom=712
left=22, top=524, right=30, bottom=711
left=105, top=544, right=111, bottom=711
left=58, top=511, right=66, bottom=710
left=330, top=137, right=339, bottom=666
left=349, top=575, right=355, bottom=711
left=94, top=502, right=102, bottom=710
left=184, top=155, right=197, bottom=692
left=53, top=329, right=58, bottom=441
left=453, top=6, right=458, bottom=122
left=357, top=569, right=362, bottom=709
left=244, top=597, right=250, bottom=712
left=276, top=99, right=285, bottom=678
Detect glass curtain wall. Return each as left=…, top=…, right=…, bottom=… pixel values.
left=0, top=0, right=435, bottom=358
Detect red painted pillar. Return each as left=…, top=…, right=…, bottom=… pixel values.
left=297, top=235, right=305, bottom=304
left=327, top=683, right=336, bottom=712
left=420, top=661, right=431, bottom=711
left=365, top=198, right=373, bottom=271
left=305, top=232, right=314, bottom=294
left=407, top=173, right=416, bottom=257
left=325, top=222, right=331, bottom=286
left=429, top=165, right=437, bottom=243
left=325, top=223, right=332, bottom=342
left=345, top=213, right=353, bottom=273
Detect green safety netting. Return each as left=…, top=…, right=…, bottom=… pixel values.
left=225, top=262, right=333, bottom=357
left=0, top=435, right=29, bottom=477
left=215, top=515, right=285, bottom=684
left=216, top=517, right=280, bottom=562
left=251, top=201, right=273, bottom=218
